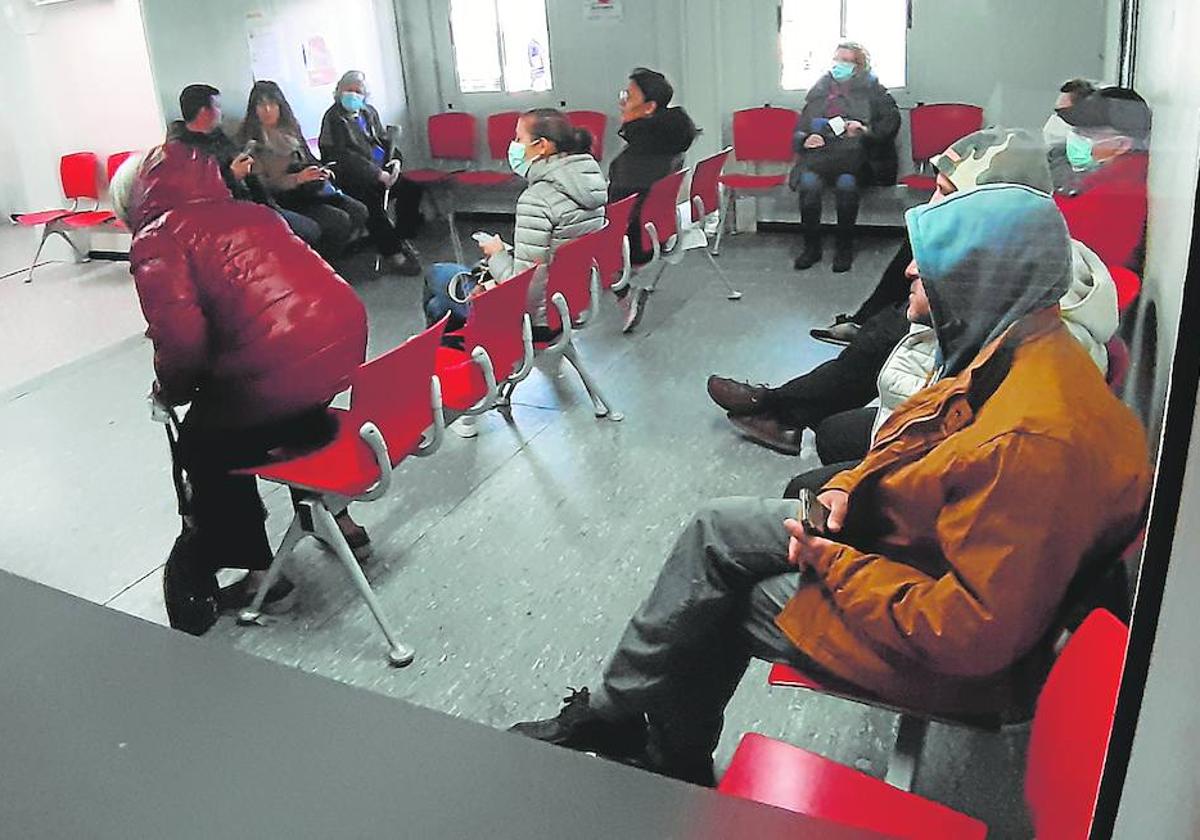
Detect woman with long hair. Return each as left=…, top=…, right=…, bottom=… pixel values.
left=238, top=80, right=368, bottom=259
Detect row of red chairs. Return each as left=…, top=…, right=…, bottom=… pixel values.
left=9, top=150, right=136, bottom=283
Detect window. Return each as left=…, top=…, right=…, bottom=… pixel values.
left=780, top=0, right=907, bottom=90
left=449, top=0, right=553, bottom=94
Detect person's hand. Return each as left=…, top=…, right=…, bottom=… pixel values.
left=296, top=166, right=326, bottom=184
left=803, top=134, right=826, bottom=149
left=377, top=167, right=399, bottom=187
left=467, top=284, right=487, bottom=300
left=478, top=235, right=506, bottom=258
left=817, top=489, right=849, bottom=533
left=230, top=153, right=253, bottom=180
left=783, top=518, right=838, bottom=571
left=844, top=120, right=867, bottom=137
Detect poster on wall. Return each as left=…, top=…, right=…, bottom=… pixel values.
left=303, top=35, right=338, bottom=87
left=583, top=0, right=623, bottom=23
left=245, top=11, right=285, bottom=82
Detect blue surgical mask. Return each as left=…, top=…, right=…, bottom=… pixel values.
left=507, top=140, right=532, bottom=177
left=1065, top=131, right=1100, bottom=171
left=830, top=61, right=855, bottom=82
left=339, top=92, right=365, bottom=113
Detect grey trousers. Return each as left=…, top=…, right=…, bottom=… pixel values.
left=593, top=497, right=825, bottom=761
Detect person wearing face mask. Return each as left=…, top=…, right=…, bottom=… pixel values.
left=606, top=67, right=699, bottom=333
left=509, top=183, right=1149, bottom=787
left=707, top=129, right=1117, bottom=464
left=1050, top=86, right=1151, bottom=271
left=238, top=80, right=369, bottom=259
left=423, top=108, right=606, bottom=342
left=789, top=41, right=900, bottom=273
left=1043, top=78, right=1097, bottom=148
left=319, top=70, right=423, bottom=276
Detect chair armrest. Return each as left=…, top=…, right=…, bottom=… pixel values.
left=414, top=376, right=445, bottom=457
left=356, top=421, right=393, bottom=502
left=610, top=235, right=632, bottom=292
left=544, top=293, right=574, bottom=352
left=508, top=315, right=536, bottom=383
left=460, top=345, right=500, bottom=415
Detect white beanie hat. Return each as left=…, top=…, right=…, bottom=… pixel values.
left=110, top=152, right=143, bottom=228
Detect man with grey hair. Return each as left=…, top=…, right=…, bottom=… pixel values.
left=319, top=70, right=422, bottom=276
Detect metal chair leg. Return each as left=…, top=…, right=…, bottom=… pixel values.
left=310, top=502, right=414, bottom=667
left=883, top=714, right=928, bottom=791
left=448, top=208, right=464, bottom=265
left=237, top=516, right=307, bottom=625
left=25, top=228, right=52, bottom=283
left=704, top=251, right=743, bottom=301
left=713, top=188, right=734, bottom=255
left=643, top=259, right=670, bottom=294
left=562, top=343, right=623, bottom=421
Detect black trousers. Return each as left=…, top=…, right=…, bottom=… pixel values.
left=782, top=460, right=861, bottom=500
left=815, top=407, right=877, bottom=466
left=175, top=402, right=336, bottom=574
left=850, top=239, right=913, bottom=323
left=341, top=178, right=424, bottom=255
left=280, top=192, right=369, bottom=258
left=764, top=303, right=910, bottom=430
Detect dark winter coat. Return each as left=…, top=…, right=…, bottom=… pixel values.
left=127, top=141, right=367, bottom=428
left=789, top=71, right=901, bottom=188
left=165, top=120, right=275, bottom=207
left=318, top=102, right=398, bottom=195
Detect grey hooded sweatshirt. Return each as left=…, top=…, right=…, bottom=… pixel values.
left=487, top=152, right=608, bottom=326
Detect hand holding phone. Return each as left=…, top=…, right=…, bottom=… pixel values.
left=797, top=488, right=830, bottom=536
left=827, top=116, right=847, bottom=137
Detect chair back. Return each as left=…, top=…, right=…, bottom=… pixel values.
left=596, top=194, right=637, bottom=288
left=545, top=228, right=603, bottom=332
left=731, top=107, right=798, bottom=164
left=908, top=104, right=984, bottom=163
left=350, top=317, right=448, bottom=464
left=1026, top=609, right=1128, bottom=840
left=639, top=169, right=686, bottom=253
left=1109, top=266, right=1142, bottom=314
left=567, top=110, right=608, bottom=159
left=486, top=111, right=520, bottom=161
left=689, top=147, right=733, bottom=221
left=61, top=152, right=101, bottom=201
left=106, top=151, right=136, bottom=185
left=428, top=112, right=478, bottom=161
left=460, top=266, right=536, bottom=379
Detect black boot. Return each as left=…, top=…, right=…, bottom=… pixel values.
left=793, top=235, right=823, bottom=270
left=832, top=235, right=855, bottom=273
left=794, top=177, right=823, bottom=270
left=509, top=687, right=648, bottom=758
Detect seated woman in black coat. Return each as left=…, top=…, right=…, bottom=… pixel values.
left=789, top=41, right=900, bottom=273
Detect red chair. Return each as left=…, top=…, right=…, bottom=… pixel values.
left=234, top=318, right=449, bottom=667
left=566, top=110, right=608, bottom=159
left=10, top=152, right=105, bottom=282
left=898, top=104, right=985, bottom=192
left=453, top=111, right=521, bottom=189
left=688, top=147, right=742, bottom=300
left=1109, top=266, right=1141, bottom=314
left=98, top=151, right=138, bottom=234
left=720, top=610, right=1127, bottom=840
left=505, top=227, right=622, bottom=421
left=595, top=194, right=638, bottom=292
left=435, top=266, right=536, bottom=422
left=403, top=112, right=479, bottom=263
left=716, top=107, right=798, bottom=253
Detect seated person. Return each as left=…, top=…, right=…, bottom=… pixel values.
left=790, top=40, right=900, bottom=273
left=510, top=183, right=1151, bottom=787
left=112, top=143, right=369, bottom=632
left=319, top=70, right=422, bottom=276
left=237, top=80, right=369, bottom=259
left=424, top=108, right=607, bottom=341
left=1052, top=85, right=1151, bottom=271
left=1043, top=77, right=1098, bottom=147
left=607, top=67, right=698, bottom=333
left=167, top=83, right=322, bottom=247
left=709, top=129, right=1116, bottom=458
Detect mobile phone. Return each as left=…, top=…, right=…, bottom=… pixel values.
left=240, top=139, right=259, bottom=157
left=471, top=231, right=495, bottom=244
left=827, top=116, right=847, bottom=137
left=798, top=488, right=829, bottom=536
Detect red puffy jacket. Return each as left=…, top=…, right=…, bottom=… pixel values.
left=128, top=142, right=367, bottom=428
left=1055, top=152, right=1148, bottom=270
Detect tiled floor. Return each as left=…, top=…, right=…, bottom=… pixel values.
left=0, top=219, right=1032, bottom=837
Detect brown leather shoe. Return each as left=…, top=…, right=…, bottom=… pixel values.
left=707, top=376, right=771, bottom=416
left=728, top=414, right=802, bottom=455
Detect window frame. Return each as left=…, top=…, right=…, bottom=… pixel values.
left=777, top=0, right=910, bottom=94
left=448, top=0, right=555, bottom=95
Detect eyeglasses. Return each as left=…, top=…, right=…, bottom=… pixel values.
left=618, top=89, right=630, bottom=106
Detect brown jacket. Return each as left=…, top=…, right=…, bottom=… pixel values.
left=776, top=309, right=1150, bottom=716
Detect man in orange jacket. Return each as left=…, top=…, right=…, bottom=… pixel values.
left=510, top=184, right=1151, bottom=786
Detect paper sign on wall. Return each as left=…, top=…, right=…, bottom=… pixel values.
left=245, top=11, right=285, bottom=82
left=303, top=35, right=338, bottom=87
left=584, top=0, right=623, bottom=22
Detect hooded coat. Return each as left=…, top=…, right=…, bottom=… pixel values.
left=128, top=142, right=367, bottom=428
left=486, top=152, right=608, bottom=326
left=776, top=186, right=1150, bottom=716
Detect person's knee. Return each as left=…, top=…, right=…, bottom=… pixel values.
left=834, top=173, right=858, bottom=192
left=798, top=171, right=822, bottom=193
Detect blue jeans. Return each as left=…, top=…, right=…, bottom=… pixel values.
left=423, top=262, right=473, bottom=329
left=797, top=170, right=859, bottom=241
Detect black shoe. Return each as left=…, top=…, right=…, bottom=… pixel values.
left=793, top=243, right=823, bottom=271
left=616, top=752, right=717, bottom=788
left=809, top=314, right=860, bottom=346
left=621, top=287, right=650, bottom=334
left=728, top=414, right=802, bottom=455
left=832, top=242, right=854, bottom=273
left=218, top=574, right=298, bottom=615
left=706, top=375, right=770, bottom=415
left=509, top=687, right=648, bottom=758
left=387, top=251, right=422, bottom=277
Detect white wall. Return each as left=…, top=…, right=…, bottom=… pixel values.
left=0, top=0, right=163, bottom=216
left=138, top=0, right=407, bottom=142
left=1110, top=0, right=1200, bottom=833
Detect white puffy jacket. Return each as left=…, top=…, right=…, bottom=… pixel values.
left=870, top=240, right=1119, bottom=441
left=487, top=152, right=608, bottom=326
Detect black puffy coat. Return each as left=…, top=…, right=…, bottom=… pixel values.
left=790, top=72, right=901, bottom=187
left=318, top=102, right=397, bottom=195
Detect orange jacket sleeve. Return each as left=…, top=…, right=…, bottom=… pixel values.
left=810, top=433, right=1092, bottom=677
left=132, top=227, right=208, bottom=404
